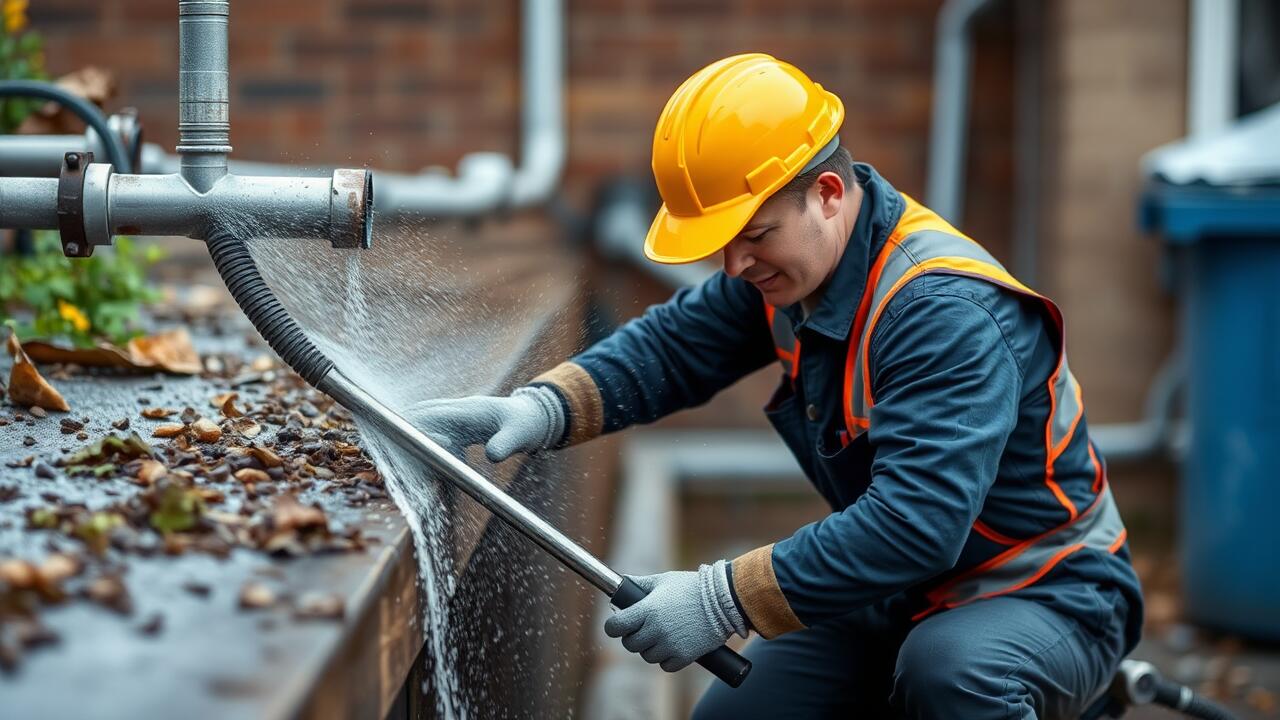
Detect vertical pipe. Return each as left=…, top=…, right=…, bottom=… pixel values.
left=1188, top=0, right=1239, bottom=138
left=177, top=0, right=231, bottom=193
left=509, top=0, right=565, bottom=207
left=926, top=0, right=995, bottom=225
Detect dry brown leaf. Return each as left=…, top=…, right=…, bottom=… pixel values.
left=22, top=329, right=201, bottom=375
left=15, top=67, right=117, bottom=135
left=293, top=591, right=344, bottom=620
left=248, top=447, right=283, bottom=468
left=238, top=581, right=276, bottom=609
left=234, top=468, right=270, bottom=484
left=271, top=494, right=327, bottom=532
left=38, top=554, right=81, bottom=584
left=191, top=418, right=222, bottom=443
left=140, top=407, right=175, bottom=419
left=228, top=417, right=261, bottom=438
left=135, top=460, right=168, bottom=486
left=125, top=329, right=202, bottom=374
left=211, top=392, right=245, bottom=418
left=0, top=558, right=37, bottom=589
left=152, top=424, right=186, bottom=438
left=6, top=333, right=70, bottom=412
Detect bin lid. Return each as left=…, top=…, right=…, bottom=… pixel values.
left=1143, top=101, right=1280, bottom=186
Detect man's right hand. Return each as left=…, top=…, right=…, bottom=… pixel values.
left=403, top=385, right=566, bottom=463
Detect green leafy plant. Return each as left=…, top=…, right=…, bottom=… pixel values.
left=1, top=232, right=166, bottom=347
left=1, top=6, right=165, bottom=349
left=1, top=0, right=46, bottom=133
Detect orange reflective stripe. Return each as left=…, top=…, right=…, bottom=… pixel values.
left=1088, top=442, right=1105, bottom=494
left=765, top=302, right=802, bottom=381
left=972, top=520, right=1021, bottom=547
left=913, top=481, right=1121, bottom=620
left=855, top=254, right=1087, bottom=523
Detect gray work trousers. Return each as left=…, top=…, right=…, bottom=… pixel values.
left=693, top=589, right=1129, bottom=719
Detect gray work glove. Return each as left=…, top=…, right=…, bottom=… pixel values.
left=404, top=386, right=566, bottom=463
left=603, top=560, right=748, bottom=672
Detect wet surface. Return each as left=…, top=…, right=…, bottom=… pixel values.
left=0, top=327, right=421, bottom=719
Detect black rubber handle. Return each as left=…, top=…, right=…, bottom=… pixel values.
left=611, top=576, right=752, bottom=688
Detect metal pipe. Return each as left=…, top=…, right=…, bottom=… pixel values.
left=57, top=0, right=563, bottom=220
left=317, top=369, right=623, bottom=595
left=1188, top=0, right=1240, bottom=138
left=177, top=0, right=231, bottom=192
left=925, top=0, right=995, bottom=225
left=0, top=168, right=370, bottom=248
left=0, top=111, right=142, bottom=178
left=0, top=176, right=57, bottom=228
left=508, top=0, right=565, bottom=208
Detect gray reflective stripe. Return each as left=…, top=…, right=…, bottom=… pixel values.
left=930, top=485, right=1124, bottom=609
left=848, top=229, right=996, bottom=424
left=1049, top=357, right=1082, bottom=455
left=769, top=307, right=797, bottom=376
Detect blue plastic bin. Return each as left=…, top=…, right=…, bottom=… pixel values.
left=1142, top=182, right=1280, bottom=641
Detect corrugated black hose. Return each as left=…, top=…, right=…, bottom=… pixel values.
left=0, top=80, right=133, bottom=172
left=1152, top=677, right=1239, bottom=720
left=204, top=229, right=334, bottom=386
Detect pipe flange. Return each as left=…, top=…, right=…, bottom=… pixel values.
left=329, top=168, right=373, bottom=249
left=81, top=163, right=113, bottom=248
left=57, top=151, right=92, bottom=257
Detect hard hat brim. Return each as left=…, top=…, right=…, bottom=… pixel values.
left=643, top=196, right=764, bottom=265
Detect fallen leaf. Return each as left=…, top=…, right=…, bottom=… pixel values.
left=135, top=460, right=167, bottom=486
left=152, top=424, right=186, bottom=439
left=146, top=479, right=206, bottom=534
left=191, top=418, right=222, bottom=443
left=248, top=447, right=283, bottom=468
left=84, top=572, right=132, bottom=615
left=238, top=581, right=276, bottom=609
left=58, top=433, right=154, bottom=469
left=234, top=468, right=270, bottom=484
left=250, top=355, right=276, bottom=372
left=270, top=494, right=326, bottom=532
left=21, top=328, right=201, bottom=375
left=228, top=417, right=261, bottom=438
left=5, top=332, right=70, bottom=412
left=212, top=392, right=244, bottom=418
left=72, top=512, right=124, bottom=555
left=141, top=407, right=175, bottom=419
left=293, top=591, right=344, bottom=620
left=38, top=554, right=80, bottom=584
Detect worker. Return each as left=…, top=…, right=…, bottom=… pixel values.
left=409, top=53, right=1143, bottom=718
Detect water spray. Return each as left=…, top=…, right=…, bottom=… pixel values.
left=0, top=0, right=749, bottom=689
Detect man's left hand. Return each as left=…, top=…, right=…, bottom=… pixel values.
left=603, top=560, right=748, bottom=672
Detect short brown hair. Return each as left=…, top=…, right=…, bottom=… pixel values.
left=771, top=145, right=855, bottom=206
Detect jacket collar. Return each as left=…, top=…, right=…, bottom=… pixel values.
left=779, top=162, right=905, bottom=341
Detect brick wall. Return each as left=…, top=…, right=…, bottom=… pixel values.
left=32, top=0, right=950, bottom=207
left=26, top=0, right=1185, bottom=430
left=1039, top=0, right=1186, bottom=422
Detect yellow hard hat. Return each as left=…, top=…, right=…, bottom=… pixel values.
left=644, top=53, right=845, bottom=264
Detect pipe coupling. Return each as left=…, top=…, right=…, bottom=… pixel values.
left=329, top=168, right=373, bottom=249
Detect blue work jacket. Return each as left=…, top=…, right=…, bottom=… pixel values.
left=569, top=164, right=1143, bottom=649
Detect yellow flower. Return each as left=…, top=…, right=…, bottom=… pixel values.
left=3, top=0, right=28, bottom=34
left=58, top=300, right=90, bottom=333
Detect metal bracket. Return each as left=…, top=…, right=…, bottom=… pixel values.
left=56, top=151, right=92, bottom=257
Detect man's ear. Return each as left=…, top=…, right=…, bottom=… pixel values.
left=814, top=171, right=846, bottom=219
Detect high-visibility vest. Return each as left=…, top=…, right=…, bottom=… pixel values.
left=766, top=194, right=1127, bottom=619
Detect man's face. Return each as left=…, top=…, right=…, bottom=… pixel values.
left=720, top=189, right=840, bottom=307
